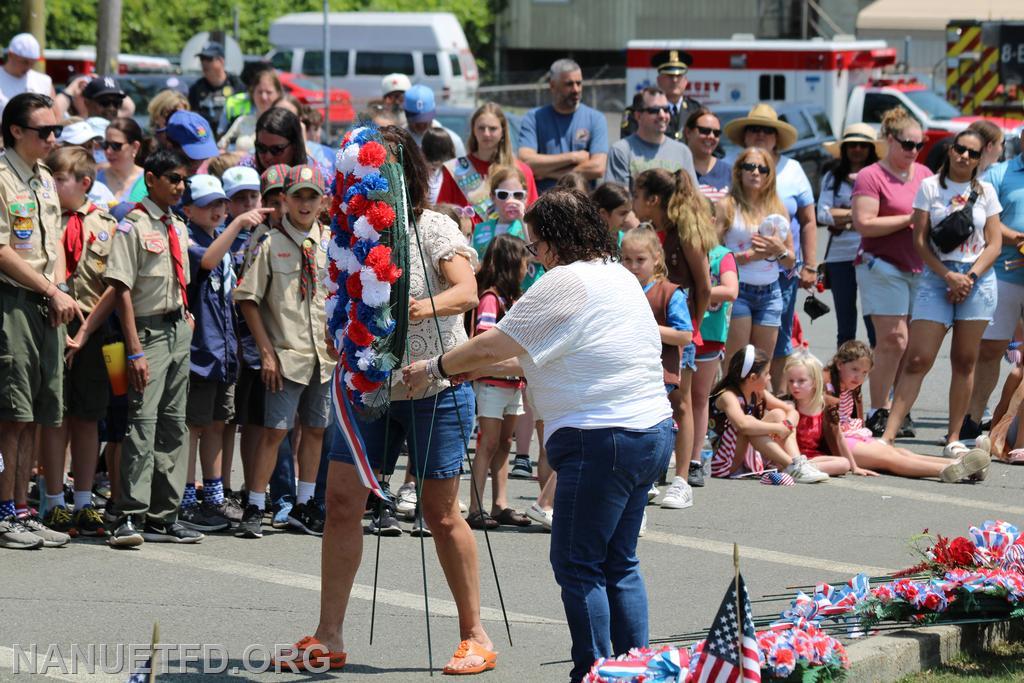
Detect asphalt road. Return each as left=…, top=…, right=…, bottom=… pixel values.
left=2, top=277, right=1022, bottom=683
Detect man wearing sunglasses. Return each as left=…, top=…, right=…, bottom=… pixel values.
left=605, top=87, right=698, bottom=192
left=0, top=93, right=82, bottom=550
left=621, top=50, right=700, bottom=142
left=0, top=33, right=56, bottom=119
left=82, top=77, right=127, bottom=122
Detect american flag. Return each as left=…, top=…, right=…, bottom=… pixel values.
left=689, top=575, right=761, bottom=682
left=125, top=655, right=153, bottom=683
left=760, top=471, right=795, bottom=486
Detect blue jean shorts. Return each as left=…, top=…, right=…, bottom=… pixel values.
left=732, top=280, right=783, bottom=327
left=912, top=261, right=997, bottom=326
left=680, top=342, right=697, bottom=372
left=328, top=383, right=475, bottom=480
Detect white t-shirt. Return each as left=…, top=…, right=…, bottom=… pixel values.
left=913, top=176, right=1001, bottom=262
left=722, top=212, right=779, bottom=286
left=495, top=259, right=672, bottom=443
left=0, top=68, right=53, bottom=117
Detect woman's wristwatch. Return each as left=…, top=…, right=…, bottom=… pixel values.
left=967, top=272, right=979, bottom=285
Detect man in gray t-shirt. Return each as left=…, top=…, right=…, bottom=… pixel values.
left=605, top=87, right=697, bottom=192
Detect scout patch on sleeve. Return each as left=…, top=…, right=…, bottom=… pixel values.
left=117, top=221, right=133, bottom=234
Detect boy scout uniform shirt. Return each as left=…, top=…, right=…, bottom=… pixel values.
left=0, top=148, right=61, bottom=286
left=66, top=200, right=118, bottom=312
left=104, top=197, right=190, bottom=316
left=233, top=214, right=335, bottom=385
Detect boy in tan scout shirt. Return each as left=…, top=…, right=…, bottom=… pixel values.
left=234, top=164, right=336, bottom=538
left=103, top=148, right=203, bottom=547
left=38, top=146, right=118, bottom=538
left=0, top=93, right=81, bottom=551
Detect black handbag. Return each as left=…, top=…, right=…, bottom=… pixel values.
left=930, top=189, right=978, bottom=253
left=804, top=293, right=830, bottom=321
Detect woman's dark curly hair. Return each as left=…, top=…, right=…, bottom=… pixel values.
left=523, top=189, right=617, bottom=265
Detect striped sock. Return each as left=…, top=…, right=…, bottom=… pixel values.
left=14, top=504, right=28, bottom=518
left=0, top=500, right=14, bottom=518
left=203, top=477, right=224, bottom=505
left=182, top=484, right=198, bottom=509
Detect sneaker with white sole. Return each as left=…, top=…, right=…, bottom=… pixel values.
left=19, top=514, right=71, bottom=547
left=660, top=476, right=694, bottom=509
left=943, top=441, right=970, bottom=459
left=647, top=483, right=659, bottom=503
left=786, top=455, right=830, bottom=484
left=509, top=456, right=533, bottom=479
left=941, top=449, right=992, bottom=483
left=409, top=516, right=432, bottom=537
left=0, top=515, right=44, bottom=549
left=638, top=510, right=647, bottom=537
left=395, top=482, right=417, bottom=520
left=525, top=502, right=552, bottom=530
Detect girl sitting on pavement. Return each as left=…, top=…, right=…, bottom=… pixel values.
left=620, top=229, right=694, bottom=509
left=709, top=345, right=829, bottom=484
left=824, top=341, right=991, bottom=482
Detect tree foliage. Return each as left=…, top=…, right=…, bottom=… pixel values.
left=1, top=0, right=502, bottom=76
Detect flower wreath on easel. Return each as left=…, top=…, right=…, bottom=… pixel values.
left=326, top=125, right=411, bottom=420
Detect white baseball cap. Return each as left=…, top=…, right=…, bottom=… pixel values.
left=221, top=166, right=261, bottom=198
left=185, top=174, right=227, bottom=207
left=58, top=121, right=103, bottom=146
left=380, top=73, right=411, bottom=96
left=8, top=33, right=41, bottom=61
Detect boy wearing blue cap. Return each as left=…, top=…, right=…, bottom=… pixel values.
left=180, top=174, right=270, bottom=532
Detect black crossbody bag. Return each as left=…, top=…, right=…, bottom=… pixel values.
left=930, top=188, right=979, bottom=253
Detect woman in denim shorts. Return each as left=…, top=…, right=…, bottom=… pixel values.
left=881, top=129, right=1002, bottom=453
left=718, top=147, right=797, bottom=363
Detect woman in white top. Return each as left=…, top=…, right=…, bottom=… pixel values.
left=818, top=124, right=882, bottom=348
left=881, top=129, right=1002, bottom=452
left=718, top=147, right=796, bottom=364
left=403, top=189, right=674, bottom=683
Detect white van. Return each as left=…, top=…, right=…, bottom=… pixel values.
left=267, top=11, right=478, bottom=109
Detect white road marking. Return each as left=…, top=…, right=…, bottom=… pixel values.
left=826, top=478, right=1024, bottom=516
left=641, top=530, right=894, bottom=576
left=119, top=545, right=565, bottom=626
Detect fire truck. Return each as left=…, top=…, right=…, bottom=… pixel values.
left=945, top=20, right=1024, bottom=121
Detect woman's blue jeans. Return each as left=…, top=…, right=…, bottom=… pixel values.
left=546, top=418, right=674, bottom=682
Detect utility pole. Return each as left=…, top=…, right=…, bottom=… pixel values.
left=21, top=0, right=45, bottom=73
left=96, top=0, right=123, bottom=77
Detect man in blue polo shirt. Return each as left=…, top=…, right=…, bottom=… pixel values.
left=518, top=59, right=609, bottom=193
left=965, top=148, right=1024, bottom=434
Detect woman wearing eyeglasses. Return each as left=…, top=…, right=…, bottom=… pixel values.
left=851, top=106, right=933, bottom=437
left=683, top=107, right=731, bottom=203
left=436, top=102, right=539, bottom=224
left=97, top=118, right=148, bottom=204
left=879, top=129, right=1002, bottom=453
left=818, top=123, right=883, bottom=348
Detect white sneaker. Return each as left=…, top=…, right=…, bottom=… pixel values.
left=458, top=499, right=467, bottom=514
left=638, top=510, right=647, bottom=537
left=525, top=502, right=553, bottom=530
left=941, top=448, right=992, bottom=483
left=943, top=441, right=970, bottom=459
left=660, top=476, right=694, bottom=509
left=786, top=455, right=829, bottom=484
left=647, top=483, right=659, bottom=502
left=395, top=482, right=417, bottom=519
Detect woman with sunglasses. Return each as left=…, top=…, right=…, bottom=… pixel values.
left=851, top=106, right=933, bottom=437
left=436, top=102, right=538, bottom=224
left=97, top=117, right=148, bottom=204
left=683, top=107, right=731, bottom=203
left=241, top=108, right=309, bottom=175
left=879, top=129, right=1002, bottom=453
left=818, top=123, right=883, bottom=348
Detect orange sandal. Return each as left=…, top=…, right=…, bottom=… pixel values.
left=442, top=639, right=497, bottom=675
left=273, top=635, right=347, bottom=671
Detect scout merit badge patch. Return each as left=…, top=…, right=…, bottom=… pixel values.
left=10, top=198, right=36, bottom=239
left=143, top=233, right=166, bottom=254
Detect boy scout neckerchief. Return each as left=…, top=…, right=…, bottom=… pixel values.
left=62, top=203, right=98, bottom=279
left=278, top=225, right=318, bottom=301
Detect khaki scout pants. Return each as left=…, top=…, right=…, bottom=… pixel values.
left=118, top=314, right=192, bottom=525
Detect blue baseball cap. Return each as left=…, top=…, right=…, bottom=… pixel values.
left=184, top=174, right=227, bottom=207
left=403, top=84, right=436, bottom=124
left=165, top=110, right=218, bottom=161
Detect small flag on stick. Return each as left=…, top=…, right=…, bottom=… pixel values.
left=126, top=622, right=159, bottom=683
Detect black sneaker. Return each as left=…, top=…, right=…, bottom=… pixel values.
left=211, top=497, right=244, bottom=526
left=898, top=412, right=916, bottom=438
left=960, top=414, right=982, bottom=441
left=141, top=520, right=204, bottom=544
left=103, top=500, right=120, bottom=525
left=866, top=408, right=889, bottom=437
left=509, top=455, right=533, bottom=479
left=687, top=462, right=705, bottom=488
left=179, top=501, right=231, bottom=532
left=367, top=501, right=403, bottom=537
left=108, top=517, right=143, bottom=548
left=288, top=500, right=325, bottom=536
left=72, top=506, right=108, bottom=537
left=42, top=504, right=76, bottom=534
left=235, top=504, right=264, bottom=539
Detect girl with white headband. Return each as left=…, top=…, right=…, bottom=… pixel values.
left=708, top=345, right=829, bottom=483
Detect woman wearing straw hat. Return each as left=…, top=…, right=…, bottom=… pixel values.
left=724, top=104, right=819, bottom=391
left=818, top=124, right=884, bottom=348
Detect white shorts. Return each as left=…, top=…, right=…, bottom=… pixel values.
left=856, top=254, right=919, bottom=318
left=983, top=278, right=1024, bottom=341
left=474, top=382, right=524, bottom=420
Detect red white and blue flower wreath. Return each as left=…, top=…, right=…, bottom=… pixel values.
left=326, top=125, right=410, bottom=498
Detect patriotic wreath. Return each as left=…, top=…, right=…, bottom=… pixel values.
left=326, top=125, right=410, bottom=418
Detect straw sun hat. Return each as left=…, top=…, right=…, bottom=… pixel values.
left=823, top=123, right=887, bottom=159
left=723, top=103, right=798, bottom=151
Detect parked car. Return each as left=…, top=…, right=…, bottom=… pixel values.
left=278, top=72, right=356, bottom=132
left=433, top=106, right=524, bottom=154
left=717, top=103, right=835, bottom=194
left=119, top=73, right=198, bottom=132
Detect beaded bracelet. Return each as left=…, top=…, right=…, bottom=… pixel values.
left=127, top=352, right=145, bottom=361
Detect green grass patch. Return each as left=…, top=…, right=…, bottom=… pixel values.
left=900, top=641, right=1024, bottom=682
